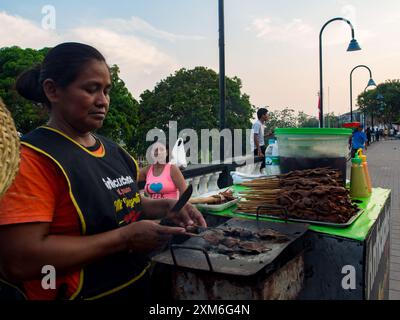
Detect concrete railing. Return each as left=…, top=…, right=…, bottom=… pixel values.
left=138, top=155, right=264, bottom=193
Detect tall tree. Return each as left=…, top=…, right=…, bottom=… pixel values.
left=297, top=111, right=319, bottom=128
left=357, top=80, right=400, bottom=125
left=97, top=65, right=139, bottom=153
left=137, top=67, right=255, bottom=155
left=0, top=46, right=139, bottom=153
left=0, top=46, right=49, bottom=133
left=264, top=108, right=297, bottom=133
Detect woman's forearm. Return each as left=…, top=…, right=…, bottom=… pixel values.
left=0, top=224, right=127, bottom=282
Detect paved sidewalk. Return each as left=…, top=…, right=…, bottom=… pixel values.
left=361, top=139, right=400, bottom=300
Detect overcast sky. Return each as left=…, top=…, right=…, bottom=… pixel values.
left=1, top=0, right=399, bottom=118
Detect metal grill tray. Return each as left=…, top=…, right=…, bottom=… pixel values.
left=233, top=205, right=364, bottom=228
left=152, top=218, right=309, bottom=277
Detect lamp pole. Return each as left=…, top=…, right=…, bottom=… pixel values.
left=218, top=0, right=226, bottom=163
left=350, top=65, right=375, bottom=122
left=319, top=17, right=361, bottom=128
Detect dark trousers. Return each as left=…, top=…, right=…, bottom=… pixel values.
left=254, top=145, right=267, bottom=170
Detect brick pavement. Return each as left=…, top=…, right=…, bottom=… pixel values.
left=360, top=138, right=400, bottom=300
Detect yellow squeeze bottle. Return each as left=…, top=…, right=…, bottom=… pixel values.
left=350, top=153, right=370, bottom=198
left=357, top=149, right=372, bottom=194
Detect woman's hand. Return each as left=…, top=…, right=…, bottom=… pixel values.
left=119, top=220, right=185, bottom=253
left=166, top=203, right=207, bottom=228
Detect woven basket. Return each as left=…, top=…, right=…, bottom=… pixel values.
left=0, top=98, right=20, bottom=198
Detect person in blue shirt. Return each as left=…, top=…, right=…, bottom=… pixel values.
left=351, top=124, right=367, bottom=158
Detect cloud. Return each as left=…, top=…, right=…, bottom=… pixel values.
left=0, top=11, right=60, bottom=48
left=0, top=11, right=180, bottom=98
left=341, top=4, right=357, bottom=26
left=66, top=26, right=180, bottom=96
left=103, top=16, right=205, bottom=42
left=248, top=14, right=375, bottom=50
left=248, top=17, right=313, bottom=43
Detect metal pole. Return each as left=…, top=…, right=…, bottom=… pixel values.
left=218, top=0, right=226, bottom=162
left=350, top=65, right=373, bottom=123
left=350, top=74, right=353, bottom=122
left=319, top=30, right=323, bottom=128
left=319, top=17, right=357, bottom=128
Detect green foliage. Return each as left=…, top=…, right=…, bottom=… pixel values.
left=97, top=65, right=139, bottom=153
left=297, top=111, right=319, bottom=128
left=137, top=67, right=255, bottom=155
left=264, top=108, right=297, bottom=133
left=323, top=113, right=340, bottom=128
left=0, top=46, right=50, bottom=133
left=0, top=46, right=139, bottom=154
left=357, top=80, right=400, bottom=125
left=265, top=108, right=323, bottom=132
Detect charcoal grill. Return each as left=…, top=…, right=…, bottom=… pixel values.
left=152, top=218, right=309, bottom=300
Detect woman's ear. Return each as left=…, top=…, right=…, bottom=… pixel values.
left=42, top=79, right=59, bottom=104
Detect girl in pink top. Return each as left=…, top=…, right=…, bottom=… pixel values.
left=140, top=142, right=187, bottom=199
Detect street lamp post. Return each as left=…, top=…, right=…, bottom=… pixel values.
left=350, top=65, right=376, bottom=122
left=218, top=0, right=226, bottom=163
left=319, top=17, right=361, bottom=128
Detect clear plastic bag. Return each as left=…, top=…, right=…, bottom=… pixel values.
left=170, top=138, right=187, bottom=169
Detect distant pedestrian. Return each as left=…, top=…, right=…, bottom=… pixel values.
left=366, top=127, right=371, bottom=146
left=251, top=107, right=269, bottom=172
left=351, top=124, right=367, bottom=158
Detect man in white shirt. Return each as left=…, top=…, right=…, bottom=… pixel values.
left=251, top=108, right=269, bottom=170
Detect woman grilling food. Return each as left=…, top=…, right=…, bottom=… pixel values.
left=0, top=42, right=206, bottom=300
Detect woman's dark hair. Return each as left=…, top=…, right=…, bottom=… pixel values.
left=15, top=42, right=107, bottom=107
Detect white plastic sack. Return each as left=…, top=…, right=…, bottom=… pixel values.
left=170, top=138, right=187, bottom=169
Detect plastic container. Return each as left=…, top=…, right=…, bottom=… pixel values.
left=275, top=128, right=352, bottom=158
left=275, top=128, right=352, bottom=184
left=350, top=153, right=370, bottom=198
left=265, top=140, right=281, bottom=176
left=357, top=149, right=372, bottom=193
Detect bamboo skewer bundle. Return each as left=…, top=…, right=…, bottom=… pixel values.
left=237, top=177, right=280, bottom=212
left=240, top=178, right=280, bottom=189
left=235, top=168, right=351, bottom=221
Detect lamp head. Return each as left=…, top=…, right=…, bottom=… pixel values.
left=347, top=39, right=361, bottom=51
left=367, top=78, right=376, bottom=87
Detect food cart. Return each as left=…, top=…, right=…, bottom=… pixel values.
left=198, top=185, right=391, bottom=300
left=151, top=128, right=391, bottom=300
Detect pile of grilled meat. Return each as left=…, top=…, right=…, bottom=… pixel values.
left=277, top=168, right=359, bottom=223
left=186, top=225, right=288, bottom=257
